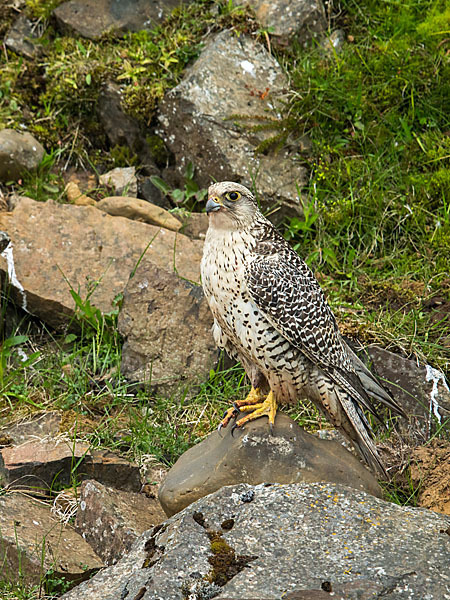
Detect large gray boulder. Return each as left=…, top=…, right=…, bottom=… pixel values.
left=159, top=412, right=382, bottom=516
left=61, top=482, right=450, bottom=599
left=157, top=30, right=307, bottom=219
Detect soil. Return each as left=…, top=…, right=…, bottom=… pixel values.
left=409, top=440, right=450, bottom=516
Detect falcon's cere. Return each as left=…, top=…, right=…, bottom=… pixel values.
left=201, top=181, right=405, bottom=476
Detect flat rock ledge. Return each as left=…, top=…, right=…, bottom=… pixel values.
left=61, top=482, right=450, bottom=600
left=159, top=412, right=382, bottom=517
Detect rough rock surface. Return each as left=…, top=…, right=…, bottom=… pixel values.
left=178, top=211, right=209, bottom=239
left=99, top=166, right=138, bottom=197
left=4, top=15, right=43, bottom=59
left=96, top=196, right=182, bottom=231
left=61, top=482, right=450, bottom=599
left=0, top=129, right=45, bottom=182
left=0, top=196, right=202, bottom=328
left=118, top=261, right=218, bottom=395
left=0, top=439, right=141, bottom=492
left=53, top=0, right=186, bottom=40
left=0, top=411, right=62, bottom=445
left=0, top=492, right=102, bottom=587
left=75, top=480, right=166, bottom=565
left=235, top=0, right=326, bottom=46
left=367, top=346, right=450, bottom=438
left=157, top=30, right=306, bottom=218
left=158, top=412, right=381, bottom=517
left=96, top=82, right=162, bottom=175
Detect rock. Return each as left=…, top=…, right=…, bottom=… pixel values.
left=235, top=0, right=326, bottom=47
left=178, top=210, right=209, bottom=240
left=96, top=196, right=182, bottom=231
left=0, top=196, right=202, bottom=328
left=321, top=29, right=346, bottom=54
left=4, top=15, right=43, bottom=59
left=138, top=176, right=172, bottom=210
left=53, top=0, right=186, bottom=40
left=99, top=166, right=137, bottom=197
left=409, top=440, right=450, bottom=516
left=75, top=480, right=166, bottom=565
left=0, top=411, right=62, bottom=445
left=0, top=492, right=103, bottom=587
left=118, top=261, right=218, bottom=395
left=0, top=230, right=10, bottom=253
left=60, top=482, right=450, bottom=600
left=96, top=82, right=162, bottom=174
left=157, top=30, right=307, bottom=219
left=0, top=439, right=141, bottom=492
left=0, top=129, right=45, bottom=182
left=367, top=346, right=450, bottom=439
left=158, top=412, right=381, bottom=517
left=65, top=181, right=96, bottom=205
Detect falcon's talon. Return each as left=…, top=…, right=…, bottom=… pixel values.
left=231, top=423, right=242, bottom=437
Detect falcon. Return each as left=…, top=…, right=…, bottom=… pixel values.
left=201, top=181, right=405, bottom=476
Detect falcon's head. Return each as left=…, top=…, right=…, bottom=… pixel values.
left=206, top=181, right=257, bottom=229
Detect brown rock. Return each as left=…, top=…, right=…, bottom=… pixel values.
left=75, top=480, right=166, bottom=565
left=0, top=439, right=141, bottom=492
left=96, top=196, right=182, bottom=231
left=0, top=196, right=202, bottom=328
left=178, top=211, right=209, bottom=239
left=0, top=411, right=62, bottom=445
left=0, top=492, right=103, bottom=587
left=158, top=412, right=382, bottom=517
left=118, top=261, right=218, bottom=395
left=65, top=181, right=96, bottom=206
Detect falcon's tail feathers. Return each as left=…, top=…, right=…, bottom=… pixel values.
left=345, top=344, right=407, bottom=418
left=336, top=388, right=388, bottom=478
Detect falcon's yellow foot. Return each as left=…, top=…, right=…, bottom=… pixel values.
left=233, top=390, right=278, bottom=434
left=218, top=387, right=265, bottom=433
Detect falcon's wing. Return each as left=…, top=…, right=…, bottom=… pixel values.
left=244, top=252, right=401, bottom=416
left=245, top=253, right=344, bottom=372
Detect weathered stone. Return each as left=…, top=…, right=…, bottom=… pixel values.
left=157, top=30, right=307, bottom=219
left=75, top=480, right=166, bottom=565
left=0, top=492, right=103, bottom=587
left=65, top=181, right=96, bottom=205
left=158, top=412, right=382, bottom=516
left=0, top=439, right=141, bottom=492
left=178, top=211, right=209, bottom=240
left=0, top=129, right=45, bottom=182
left=61, top=482, right=450, bottom=600
left=4, top=15, right=43, bottom=59
left=367, top=346, right=450, bottom=439
left=0, top=411, right=62, bottom=445
left=53, top=0, right=186, bottom=40
left=99, top=166, right=137, bottom=197
left=138, top=176, right=172, bottom=209
left=96, top=82, right=162, bottom=174
left=96, top=196, right=182, bottom=231
left=0, top=196, right=202, bottom=328
left=235, top=0, right=326, bottom=46
left=118, top=261, right=218, bottom=395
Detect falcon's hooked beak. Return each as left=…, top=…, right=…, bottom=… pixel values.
left=206, top=196, right=222, bottom=214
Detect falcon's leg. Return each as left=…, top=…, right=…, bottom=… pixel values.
left=218, top=387, right=264, bottom=431
left=233, top=390, right=278, bottom=433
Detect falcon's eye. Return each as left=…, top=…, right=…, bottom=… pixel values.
left=226, top=191, right=241, bottom=202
